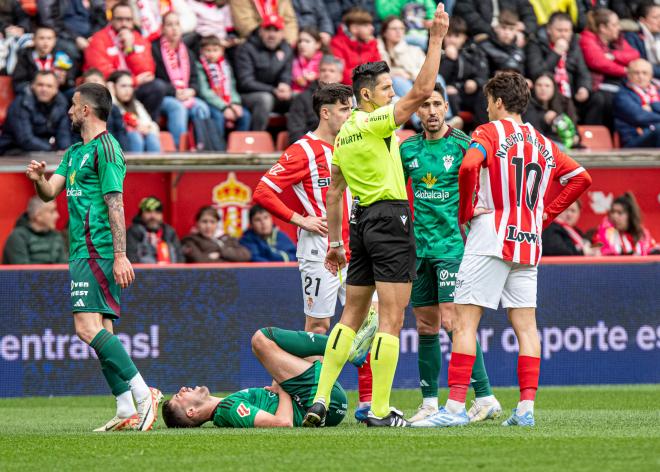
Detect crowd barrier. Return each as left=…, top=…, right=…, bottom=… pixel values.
left=1, top=257, right=658, bottom=397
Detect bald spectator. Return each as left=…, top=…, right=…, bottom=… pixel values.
left=230, top=0, right=299, bottom=45
left=625, top=2, right=660, bottom=79
left=2, top=197, right=67, bottom=265
left=330, top=7, right=381, bottom=85
left=613, top=59, right=660, bottom=147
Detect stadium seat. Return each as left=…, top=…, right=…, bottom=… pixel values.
left=178, top=132, right=192, bottom=152
left=577, top=125, right=613, bottom=151
left=275, top=131, right=289, bottom=151
left=395, top=128, right=416, bottom=143
left=613, top=132, right=621, bottom=149
left=159, top=132, right=176, bottom=152
left=227, top=131, right=275, bottom=153
left=0, top=76, right=15, bottom=126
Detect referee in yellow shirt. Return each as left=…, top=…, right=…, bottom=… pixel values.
left=303, top=4, right=450, bottom=428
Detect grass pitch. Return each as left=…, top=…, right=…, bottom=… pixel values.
left=1, top=386, right=659, bottom=472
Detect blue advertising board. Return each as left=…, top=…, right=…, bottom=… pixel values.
left=0, top=261, right=659, bottom=397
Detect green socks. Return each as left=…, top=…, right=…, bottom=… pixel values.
left=447, top=331, right=493, bottom=398
left=260, top=327, right=328, bottom=358
left=312, top=323, right=355, bottom=404
left=418, top=334, right=440, bottom=399
left=90, top=329, right=139, bottom=382
left=371, top=332, right=400, bottom=418
left=101, top=361, right=131, bottom=397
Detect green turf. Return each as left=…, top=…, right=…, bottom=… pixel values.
left=1, top=386, right=659, bottom=471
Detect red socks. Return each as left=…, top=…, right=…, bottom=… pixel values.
left=357, top=353, right=373, bottom=403
left=518, top=355, right=541, bottom=401
left=447, top=352, right=476, bottom=403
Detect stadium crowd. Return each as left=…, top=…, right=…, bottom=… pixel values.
left=0, top=0, right=658, bottom=263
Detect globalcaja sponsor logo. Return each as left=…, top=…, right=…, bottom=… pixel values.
left=416, top=172, right=450, bottom=200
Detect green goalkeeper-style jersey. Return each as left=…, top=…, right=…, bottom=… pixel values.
left=213, top=388, right=283, bottom=428
left=400, top=128, right=470, bottom=260
left=54, top=131, right=125, bottom=261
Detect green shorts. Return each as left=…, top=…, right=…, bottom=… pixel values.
left=69, top=258, right=121, bottom=319
left=411, top=258, right=461, bottom=306
left=280, top=361, right=347, bottom=427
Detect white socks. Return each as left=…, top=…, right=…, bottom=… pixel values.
left=445, top=399, right=465, bottom=414
left=422, top=397, right=438, bottom=409
left=128, top=373, right=150, bottom=403
left=517, top=400, right=534, bottom=415
left=116, top=390, right=137, bottom=418
left=475, top=394, right=496, bottom=405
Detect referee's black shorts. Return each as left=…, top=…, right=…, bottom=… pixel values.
left=346, top=200, right=417, bottom=285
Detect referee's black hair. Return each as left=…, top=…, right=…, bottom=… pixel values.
left=76, top=82, right=112, bottom=122
left=352, top=61, right=390, bottom=104
left=312, top=83, right=353, bottom=118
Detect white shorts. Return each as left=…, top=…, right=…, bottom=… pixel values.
left=454, top=254, right=537, bottom=310
left=299, top=259, right=347, bottom=318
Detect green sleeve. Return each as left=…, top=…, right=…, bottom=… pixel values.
left=54, top=150, right=70, bottom=178
left=97, top=137, right=126, bottom=195
left=214, top=397, right=261, bottom=428
left=355, top=104, right=397, bottom=139
left=195, top=61, right=228, bottom=110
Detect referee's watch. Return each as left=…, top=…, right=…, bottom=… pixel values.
left=329, top=241, right=344, bottom=248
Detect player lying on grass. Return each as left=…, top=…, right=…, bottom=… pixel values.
left=161, top=319, right=377, bottom=428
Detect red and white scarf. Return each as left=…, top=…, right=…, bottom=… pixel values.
left=556, top=221, right=584, bottom=252
left=628, top=80, right=660, bottom=107
left=107, top=27, right=129, bottom=70
left=200, top=55, right=232, bottom=104
left=253, top=0, right=278, bottom=18
left=552, top=44, right=572, bottom=98
left=32, top=51, right=53, bottom=71
left=160, top=36, right=195, bottom=107
left=136, top=0, right=172, bottom=41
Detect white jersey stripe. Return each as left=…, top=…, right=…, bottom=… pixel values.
left=559, top=166, right=586, bottom=185
left=299, top=139, right=326, bottom=215
left=494, top=120, right=510, bottom=257
left=292, top=181, right=317, bottom=216
left=261, top=176, right=283, bottom=194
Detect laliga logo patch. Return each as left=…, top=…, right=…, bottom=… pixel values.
left=237, top=403, right=251, bottom=418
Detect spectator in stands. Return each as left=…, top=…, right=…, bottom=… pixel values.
left=107, top=70, right=161, bottom=153
left=197, top=34, right=251, bottom=151
left=132, top=0, right=196, bottom=41
left=377, top=17, right=425, bottom=99
left=235, top=14, right=294, bottom=131
left=80, top=68, right=129, bottom=149
left=479, top=10, right=526, bottom=76
left=84, top=1, right=166, bottom=120
left=330, top=7, right=381, bottom=85
left=12, top=26, right=76, bottom=95
left=454, top=0, right=538, bottom=43
left=529, top=0, right=587, bottom=32
left=0, top=70, right=71, bottom=154
left=326, top=0, right=378, bottom=33
left=579, top=8, right=640, bottom=127
left=613, top=58, right=660, bottom=147
left=287, top=54, right=342, bottom=143
left=46, top=0, right=107, bottom=70
left=291, top=0, right=334, bottom=45
left=240, top=205, right=297, bottom=262
left=292, top=27, right=324, bottom=93
left=186, top=0, right=236, bottom=48
left=230, top=0, right=299, bottom=45
left=127, top=196, right=184, bottom=264
left=152, top=11, right=210, bottom=148
left=375, top=0, right=437, bottom=51
left=595, top=192, right=657, bottom=255
left=2, top=197, right=67, bottom=264
left=625, top=2, right=660, bottom=79
left=526, top=12, right=598, bottom=125
left=181, top=206, right=251, bottom=263
left=608, top=0, right=647, bottom=22
left=524, top=73, right=580, bottom=149
left=542, top=201, right=599, bottom=256
left=0, top=0, right=33, bottom=74
left=440, top=15, right=490, bottom=126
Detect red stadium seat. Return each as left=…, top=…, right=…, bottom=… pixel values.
left=577, top=125, right=613, bottom=151
left=178, top=132, right=192, bottom=152
left=0, top=76, right=15, bottom=126
left=159, top=131, right=176, bottom=152
left=227, top=131, right=275, bottom=153
left=275, top=131, right=289, bottom=151
left=395, top=128, right=416, bottom=143
left=613, top=131, right=621, bottom=149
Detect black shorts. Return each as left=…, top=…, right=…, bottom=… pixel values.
left=346, top=200, right=417, bottom=285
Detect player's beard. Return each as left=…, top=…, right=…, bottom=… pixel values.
left=71, top=119, right=82, bottom=134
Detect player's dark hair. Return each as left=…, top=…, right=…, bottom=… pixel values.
left=483, top=71, right=530, bottom=115
left=76, top=82, right=112, bottom=122
left=352, top=61, right=390, bottom=104
left=636, top=0, right=659, bottom=20
left=200, top=35, right=223, bottom=49
left=162, top=400, right=200, bottom=428
left=547, top=11, right=573, bottom=26
left=249, top=204, right=269, bottom=222
left=433, top=82, right=446, bottom=99
left=447, top=15, right=467, bottom=36
left=196, top=205, right=220, bottom=222
left=312, top=83, right=353, bottom=118
left=611, top=192, right=644, bottom=242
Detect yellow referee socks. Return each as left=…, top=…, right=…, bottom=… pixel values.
left=312, top=323, right=356, bottom=404
left=370, top=332, right=400, bottom=418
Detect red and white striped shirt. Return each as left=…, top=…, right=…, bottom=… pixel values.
left=254, top=132, right=351, bottom=262
left=459, top=119, right=590, bottom=265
